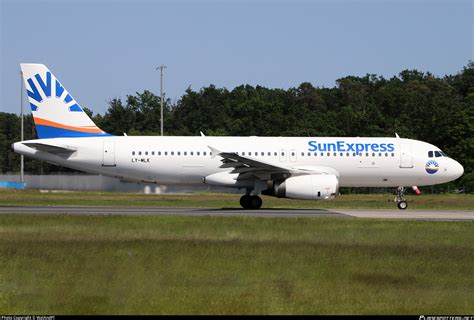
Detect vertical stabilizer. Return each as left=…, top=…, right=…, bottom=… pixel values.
left=20, top=64, right=110, bottom=139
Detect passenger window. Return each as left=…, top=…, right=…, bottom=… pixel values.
left=301, top=152, right=304, bottom=156
left=282, top=152, right=285, bottom=156
left=292, top=152, right=295, bottom=156
left=255, top=152, right=258, bottom=156
left=391, top=153, right=395, bottom=157
left=346, top=152, right=349, bottom=156
left=138, top=151, right=142, bottom=156
left=242, top=152, right=245, bottom=156
left=320, top=152, right=324, bottom=156
left=379, top=153, right=382, bottom=157
left=190, top=151, right=193, bottom=156
left=365, top=153, right=369, bottom=157
left=164, top=151, right=168, bottom=156
left=197, top=152, right=200, bottom=156
left=333, top=152, right=336, bottom=156
left=158, top=151, right=161, bottom=156
left=372, top=153, right=375, bottom=157
left=171, top=152, right=174, bottom=156
left=184, top=152, right=187, bottom=156
left=385, top=153, right=388, bottom=157
left=353, top=153, right=356, bottom=157
left=261, top=152, right=264, bottom=156
left=274, top=152, right=277, bottom=156
left=152, top=151, right=155, bottom=155
left=327, top=152, right=330, bottom=156
left=132, top=151, right=135, bottom=155
left=428, top=151, right=433, bottom=158
left=203, top=152, right=207, bottom=156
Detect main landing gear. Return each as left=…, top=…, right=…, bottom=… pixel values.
left=395, top=186, right=408, bottom=210
left=240, top=194, right=262, bottom=209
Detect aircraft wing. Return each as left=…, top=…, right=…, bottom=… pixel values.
left=208, top=146, right=335, bottom=181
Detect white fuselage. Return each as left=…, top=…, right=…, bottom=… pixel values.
left=14, top=136, right=464, bottom=188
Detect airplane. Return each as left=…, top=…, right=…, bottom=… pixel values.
left=12, top=64, right=464, bottom=210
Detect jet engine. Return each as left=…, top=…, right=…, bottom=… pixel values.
left=263, top=174, right=339, bottom=200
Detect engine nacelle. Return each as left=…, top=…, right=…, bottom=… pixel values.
left=272, top=174, right=339, bottom=200
left=203, top=171, right=253, bottom=188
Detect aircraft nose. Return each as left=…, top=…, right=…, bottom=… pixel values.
left=451, top=160, right=464, bottom=180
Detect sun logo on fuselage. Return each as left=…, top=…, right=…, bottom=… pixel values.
left=25, top=72, right=83, bottom=113
left=425, top=160, right=439, bottom=174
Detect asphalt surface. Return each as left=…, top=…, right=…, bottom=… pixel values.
left=0, top=206, right=473, bottom=221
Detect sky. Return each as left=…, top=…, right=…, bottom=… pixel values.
left=0, top=0, right=472, bottom=115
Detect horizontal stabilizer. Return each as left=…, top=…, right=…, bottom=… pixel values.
left=23, top=142, right=77, bottom=155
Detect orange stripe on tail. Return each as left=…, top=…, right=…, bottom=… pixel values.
left=34, top=118, right=104, bottom=134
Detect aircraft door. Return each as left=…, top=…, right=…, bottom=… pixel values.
left=102, top=141, right=116, bottom=167
left=400, top=142, right=413, bottom=168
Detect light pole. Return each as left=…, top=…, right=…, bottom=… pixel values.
left=19, top=71, right=24, bottom=183
left=155, top=65, right=167, bottom=136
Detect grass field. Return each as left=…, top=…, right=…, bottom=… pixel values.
left=1, top=189, right=473, bottom=209
left=0, top=190, right=473, bottom=314
left=0, top=214, right=473, bottom=314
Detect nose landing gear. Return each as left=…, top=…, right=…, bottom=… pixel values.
left=240, top=194, right=262, bottom=209
left=395, top=186, right=408, bottom=210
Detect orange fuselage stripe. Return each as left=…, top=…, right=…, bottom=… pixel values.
left=34, top=117, right=104, bottom=133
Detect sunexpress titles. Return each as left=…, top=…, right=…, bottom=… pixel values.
left=308, top=140, right=395, bottom=153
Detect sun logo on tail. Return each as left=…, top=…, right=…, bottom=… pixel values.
left=26, top=71, right=83, bottom=113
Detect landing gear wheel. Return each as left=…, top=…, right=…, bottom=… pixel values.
left=395, top=187, right=408, bottom=210
left=397, top=201, right=408, bottom=210
left=249, top=195, right=262, bottom=209
left=240, top=195, right=251, bottom=209
left=240, top=195, right=262, bottom=209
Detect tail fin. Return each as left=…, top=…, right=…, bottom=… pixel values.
left=20, top=64, right=110, bottom=139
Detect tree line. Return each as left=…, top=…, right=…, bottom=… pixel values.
left=1, top=63, right=473, bottom=190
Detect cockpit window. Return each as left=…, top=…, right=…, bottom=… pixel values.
left=429, top=150, right=447, bottom=158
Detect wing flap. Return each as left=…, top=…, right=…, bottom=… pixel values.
left=208, top=145, right=340, bottom=183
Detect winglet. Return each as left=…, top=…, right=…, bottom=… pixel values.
left=200, top=131, right=206, bottom=137
left=207, top=145, right=221, bottom=159
left=395, top=133, right=400, bottom=138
